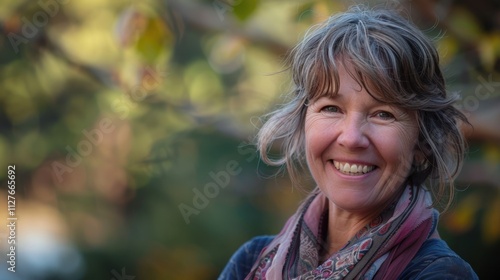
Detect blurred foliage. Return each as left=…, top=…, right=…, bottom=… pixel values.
left=0, top=0, right=498, bottom=279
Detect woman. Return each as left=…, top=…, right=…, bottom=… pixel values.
left=219, top=5, right=478, bottom=280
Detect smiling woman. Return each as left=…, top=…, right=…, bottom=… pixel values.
left=304, top=65, right=420, bottom=227
left=219, top=4, right=478, bottom=280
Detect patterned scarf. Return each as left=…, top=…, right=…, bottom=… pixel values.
left=245, top=185, right=439, bottom=280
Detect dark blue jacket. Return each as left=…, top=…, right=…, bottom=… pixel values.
left=219, top=236, right=478, bottom=279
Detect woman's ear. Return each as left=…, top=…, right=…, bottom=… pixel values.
left=410, top=146, right=432, bottom=187
left=413, top=148, right=429, bottom=172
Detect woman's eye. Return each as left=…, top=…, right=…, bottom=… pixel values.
left=320, top=105, right=340, bottom=113
left=375, top=111, right=395, bottom=120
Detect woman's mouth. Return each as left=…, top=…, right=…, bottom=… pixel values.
left=333, top=161, right=376, bottom=176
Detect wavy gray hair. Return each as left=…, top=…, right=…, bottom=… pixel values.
left=256, top=5, right=468, bottom=210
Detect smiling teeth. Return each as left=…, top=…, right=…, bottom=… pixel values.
left=333, top=161, right=374, bottom=175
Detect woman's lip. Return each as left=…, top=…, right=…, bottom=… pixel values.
left=328, top=160, right=378, bottom=177
left=330, top=158, right=377, bottom=166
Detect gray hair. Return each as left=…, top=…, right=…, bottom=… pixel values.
left=256, top=5, right=468, bottom=210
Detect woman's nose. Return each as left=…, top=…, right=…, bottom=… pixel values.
left=337, top=115, right=369, bottom=149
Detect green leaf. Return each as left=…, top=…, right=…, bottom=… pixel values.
left=135, top=17, right=171, bottom=64
left=232, top=0, right=260, bottom=21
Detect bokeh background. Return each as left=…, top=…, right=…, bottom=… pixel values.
left=0, top=0, right=499, bottom=279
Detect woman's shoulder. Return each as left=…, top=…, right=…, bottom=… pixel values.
left=218, top=235, right=274, bottom=280
left=400, top=238, right=479, bottom=279
left=218, top=236, right=479, bottom=279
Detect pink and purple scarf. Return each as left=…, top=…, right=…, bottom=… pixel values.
left=245, top=185, right=439, bottom=280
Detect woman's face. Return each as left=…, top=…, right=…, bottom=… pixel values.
left=304, top=65, right=419, bottom=214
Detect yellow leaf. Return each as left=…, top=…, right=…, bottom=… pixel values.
left=484, top=143, right=500, bottom=164
left=478, top=33, right=500, bottom=72
left=116, top=5, right=173, bottom=64
left=443, top=193, right=481, bottom=233
left=482, top=195, right=500, bottom=243
left=437, top=36, right=459, bottom=66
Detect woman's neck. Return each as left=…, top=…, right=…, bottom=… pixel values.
left=319, top=202, right=383, bottom=262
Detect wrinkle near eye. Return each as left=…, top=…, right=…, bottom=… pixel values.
left=305, top=113, right=331, bottom=134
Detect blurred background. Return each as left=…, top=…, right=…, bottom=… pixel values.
left=0, top=0, right=498, bottom=279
